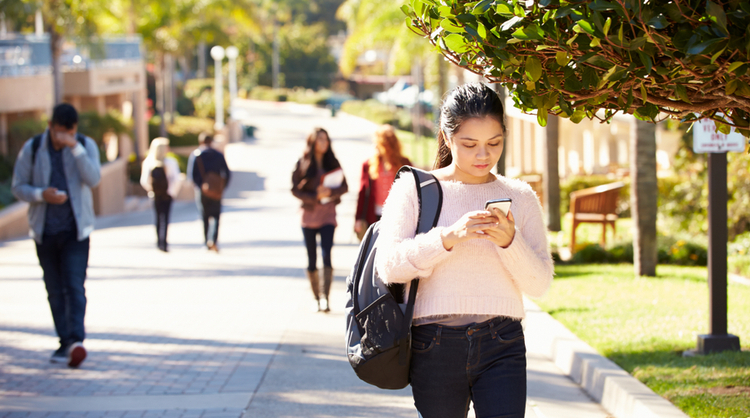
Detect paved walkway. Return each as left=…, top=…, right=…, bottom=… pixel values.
left=0, top=100, right=612, bottom=418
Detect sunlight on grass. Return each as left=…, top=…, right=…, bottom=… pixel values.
left=537, top=264, right=750, bottom=418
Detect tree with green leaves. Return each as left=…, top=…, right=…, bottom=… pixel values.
left=403, top=0, right=750, bottom=276
left=404, top=0, right=750, bottom=131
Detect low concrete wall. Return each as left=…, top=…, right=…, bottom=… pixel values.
left=0, top=159, right=194, bottom=241
left=0, top=201, right=30, bottom=241
left=1, top=158, right=129, bottom=241
left=93, top=158, right=127, bottom=216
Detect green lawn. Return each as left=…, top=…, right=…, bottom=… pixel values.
left=536, top=264, right=750, bottom=418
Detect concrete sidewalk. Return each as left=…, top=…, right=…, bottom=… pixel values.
left=0, top=100, right=683, bottom=418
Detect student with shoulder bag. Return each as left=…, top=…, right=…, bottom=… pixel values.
left=140, top=137, right=182, bottom=252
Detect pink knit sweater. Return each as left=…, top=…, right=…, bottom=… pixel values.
left=375, top=174, right=554, bottom=321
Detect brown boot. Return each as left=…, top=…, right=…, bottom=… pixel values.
left=306, top=270, right=321, bottom=311
left=321, top=267, right=333, bottom=312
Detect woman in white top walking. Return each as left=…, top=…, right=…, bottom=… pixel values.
left=140, top=137, right=182, bottom=252
left=376, top=83, right=554, bottom=417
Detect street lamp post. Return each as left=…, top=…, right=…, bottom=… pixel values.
left=225, top=46, right=239, bottom=118
left=210, top=46, right=225, bottom=130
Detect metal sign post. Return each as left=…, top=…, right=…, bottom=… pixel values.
left=691, top=119, right=742, bottom=355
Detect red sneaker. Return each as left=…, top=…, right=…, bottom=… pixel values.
left=67, top=342, right=87, bottom=368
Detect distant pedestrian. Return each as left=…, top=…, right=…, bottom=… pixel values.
left=188, top=133, right=230, bottom=252
left=375, top=83, right=553, bottom=417
left=11, top=103, right=101, bottom=368
left=291, top=127, right=348, bottom=312
left=354, top=124, right=411, bottom=241
left=140, top=137, right=182, bottom=252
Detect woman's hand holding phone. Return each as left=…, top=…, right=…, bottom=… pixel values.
left=440, top=204, right=515, bottom=250
left=483, top=207, right=515, bottom=248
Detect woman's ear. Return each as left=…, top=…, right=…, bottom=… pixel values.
left=440, top=129, right=452, bottom=148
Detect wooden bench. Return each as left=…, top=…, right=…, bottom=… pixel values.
left=569, top=182, right=625, bottom=253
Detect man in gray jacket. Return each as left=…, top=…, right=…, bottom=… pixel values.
left=11, top=103, right=101, bottom=368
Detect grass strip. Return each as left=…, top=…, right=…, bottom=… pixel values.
left=536, top=264, right=750, bottom=418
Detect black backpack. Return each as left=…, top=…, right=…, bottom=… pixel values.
left=151, top=166, right=169, bottom=197
left=345, top=166, right=443, bottom=390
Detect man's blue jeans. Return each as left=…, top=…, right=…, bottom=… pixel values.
left=35, top=230, right=89, bottom=348
left=410, top=317, right=527, bottom=418
left=198, top=192, right=222, bottom=246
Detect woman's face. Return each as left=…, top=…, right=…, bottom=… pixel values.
left=445, top=116, right=504, bottom=182
left=314, top=132, right=329, bottom=155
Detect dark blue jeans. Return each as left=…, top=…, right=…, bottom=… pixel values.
left=35, top=230, right=90, bottom=348
left=301, top=225, right=335, bottom=271
left=153, top=195, right=172, bottom=250
left=410, top=317, right=527, bottom=418
left=198, top=192, right=222, bottom=246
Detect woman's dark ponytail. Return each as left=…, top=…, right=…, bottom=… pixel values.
left=433, top=83, right=506, bottom=169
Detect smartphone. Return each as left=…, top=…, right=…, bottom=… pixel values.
left=485, top=198, right=512, bottom=217
left=55, top=190, right=67, bottom=197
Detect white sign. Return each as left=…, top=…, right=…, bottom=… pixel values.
left=693, top=118, right=746, bottom=153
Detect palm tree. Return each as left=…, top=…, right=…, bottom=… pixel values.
left=631, top=120, right=658, bottom=276
left=337, top=0, right=447, bottom=99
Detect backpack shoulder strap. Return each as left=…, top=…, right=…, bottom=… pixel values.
left=75, top=133, right=87, bottom=147
left=393, top=166, right=443, bottom=365
left=395, top=166, right=443, bottom=233
left=31, top=134, right=44, bottom=165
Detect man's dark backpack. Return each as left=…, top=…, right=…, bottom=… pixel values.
left=196, top=154, right=225, bottom=201
left=151, top=166, right=169, bottom=198
left=345, top=166, right=443, bottom=390
left=31, top=133, right=87, bottom=164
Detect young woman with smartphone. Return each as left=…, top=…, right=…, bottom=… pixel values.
left=292, top=127, right=348, bottom=312
left=375, top=83, right=553, bottom=417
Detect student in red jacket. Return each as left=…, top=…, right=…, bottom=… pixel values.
left=354, top=124, right=411, bottom=241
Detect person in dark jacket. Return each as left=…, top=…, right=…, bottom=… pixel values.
left=291, top=127, right=348, bottom=312
left=189, top=133, right=231, bottom=252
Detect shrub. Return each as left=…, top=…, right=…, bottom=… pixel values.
left=662, top=240, right=708, bottom=266
left=566, top=238, right=707, bottom=267
left=77, top=111, right=131, bottom=163
left=148, top=116, right=214, bottom=147
left=183, top=78, right=229, bottom=119
left=8, top=118, right=47, bottom=162
left=0, top=153, right=14, bottom=183
left=661, top=126, right=750, bottom=241
left=729, top=232, right=750, bottom=278
left=339, top=99, right=415, bottom=131
left=570, top=244, right=611, bottom=264
left=167, top=152, right=187, bottom=173
left=0, top=181, right=14, bottom=210
left=127, top=153, right=141, bottom=184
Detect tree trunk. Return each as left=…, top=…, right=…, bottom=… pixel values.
left=272, top=20, right=280, bottom=89
left=50, top=26, right=64, bottom=105
left=544, top=115, right=561, bottom=231
left=178, top=55, right=191, bottom=81
left=165, top=53, right=175, bottom=125
left=630, top=119, right=658, bottom=276
left=155, top=52, right=167, bottom=138
left=197, top=40, right=206, bottom=78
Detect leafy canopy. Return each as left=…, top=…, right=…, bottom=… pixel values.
left=404, top=0, right=750, bottom=139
